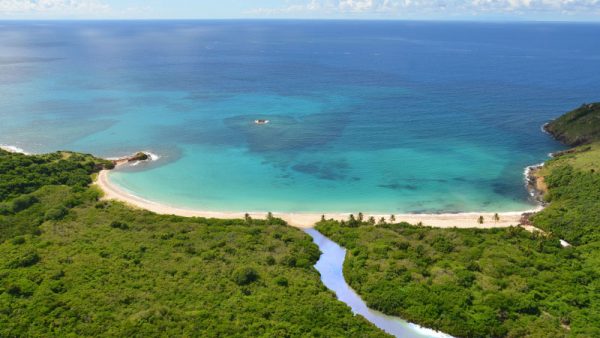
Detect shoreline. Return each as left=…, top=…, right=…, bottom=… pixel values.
left=3, top=145, right=546, bottom=229
left=525, top=163, right=547, bottom=205
left=96, top=162, right=542, bottom=229
left=0, top=145, right=544, bottom=230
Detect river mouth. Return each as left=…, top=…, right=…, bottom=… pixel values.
left=305, top=228, right=452, bottom=338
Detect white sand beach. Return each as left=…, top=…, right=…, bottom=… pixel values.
left=3, top=147, right=542, bottom=230
left=95, top=166, right=540, bottom=229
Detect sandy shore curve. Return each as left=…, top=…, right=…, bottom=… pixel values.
left=95, top=168, right=540, bottom=229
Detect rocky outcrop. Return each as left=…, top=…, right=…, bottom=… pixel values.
left=544, top=103, right=600, bottom=146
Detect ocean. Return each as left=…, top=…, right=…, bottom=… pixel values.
left=1, top=20, right=599, bottom=213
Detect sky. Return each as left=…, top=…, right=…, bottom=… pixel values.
left=0, top=0, right=599, bottom=21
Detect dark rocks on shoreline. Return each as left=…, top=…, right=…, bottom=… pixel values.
left=525, top=164, right=546, bottom=205
left=549, top=145, right=592, bottom=158
left=109, top=151, right=153, bottom=167
left=128, top=152, right=149, bottom=162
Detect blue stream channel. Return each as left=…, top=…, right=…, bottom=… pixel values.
left=306, top=229, right=452, bottom=338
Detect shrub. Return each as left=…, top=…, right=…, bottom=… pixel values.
left=456, top=270, right=476, bottom=288
left=0, top=202, right=12, bottom=215
left=44, top=207, right=68, bottom=221
left=7, top=279, right=37, bottom=297
left=11, top=237, right=25, bottom=245
left=274, top=276, right=288, bottom=287
left=8, top=251, right=40, bottom=268
left=11, top=195, right=39, bottom=213
left=281, top=256, right=296, bottom=267
left=110, top=221, right=129, bottom=230
left=232, top=267, right=259, bottom=285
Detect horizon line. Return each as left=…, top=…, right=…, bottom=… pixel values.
left=1, top=18, right=600, bottom=24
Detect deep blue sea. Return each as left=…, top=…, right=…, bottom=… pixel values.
left=1, top=20, right=599, bottom=213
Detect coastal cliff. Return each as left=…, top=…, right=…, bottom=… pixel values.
left=527, top=102, right=600, bottom=204
left=544, top=102, right=600, bottom=146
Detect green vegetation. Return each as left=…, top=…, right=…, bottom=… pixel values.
left=0, top=151, right=112, bottom=243
left=531, top=144, right=600, bottom=245
left=533, top=103, right=600, bottom=245
left=316, top=105, right=600, bottom=337
left=0, top=149, right=386, bottom=337
left=317, top=218, right=599, bottom=337
left=2, top=102, right=599, bottom=337
left=545, top=102, right=600, bottom=146
left=539, top=142, right=600, bottom=174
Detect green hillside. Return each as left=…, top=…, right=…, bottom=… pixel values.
left=0, top=149, right=386, bottom=337
left=545, top=103, right=600, bottom=146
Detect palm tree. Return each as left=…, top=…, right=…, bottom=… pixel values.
left=478, top=215, right=484, bottom=224
left=358, top=212, right=364, bottom=223
left=321, top=214, right=326, bottom=222
left=493, top=213, right=500, bottom=222
left=348, top=214, right=356, bottom=226
left=378, top=217, right=386, bottom=225
left=390, top=214, right=396, bottom=223
left=245, top=213, right=252, bottom=223
left=368, top=216, right=376, bottom=225
left=267, top=212, right=273, bottom=222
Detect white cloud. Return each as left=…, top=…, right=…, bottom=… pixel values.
left=248, top=0, right=600, bottom=18
left=0, top=0, right=112, bottom=17
left=338, top=0, right=376, bottom=12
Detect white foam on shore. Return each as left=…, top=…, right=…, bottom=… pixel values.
left=0, top=144, right=29, bottom=155
left=524, top=162, right=545, bottom=196
left=541, top=122, right=551, bottom=135
left=145, top=151, right=160, bottom=161
left=524, top=162, right=544, bottom=179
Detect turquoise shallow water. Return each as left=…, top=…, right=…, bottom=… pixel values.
left=2, top=21, right=599, bottom=213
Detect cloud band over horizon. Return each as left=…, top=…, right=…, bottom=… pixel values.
left=0, top=0, right=599, bottom=20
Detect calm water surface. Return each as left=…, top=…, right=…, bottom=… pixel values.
left=2, top=21, right=599, bottom=212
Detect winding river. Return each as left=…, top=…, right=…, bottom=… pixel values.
left=305, top=229, right=453, bottom=338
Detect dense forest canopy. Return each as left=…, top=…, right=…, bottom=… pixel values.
left=316, top=210, right=599, bottom=337
left=0, top=149, right=386, bottom=337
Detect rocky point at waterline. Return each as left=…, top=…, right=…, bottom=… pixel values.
left=128, top=152, right=149, bottom=162
left=543, top=102, right=600, bottom=146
